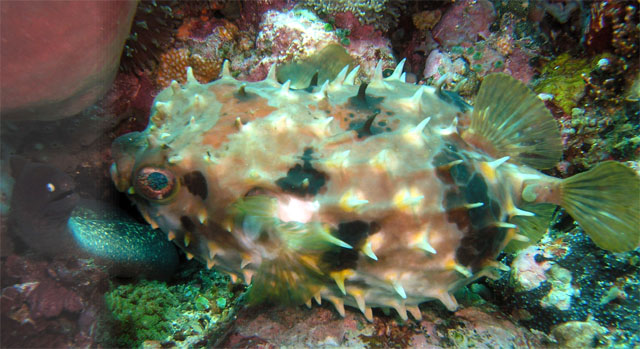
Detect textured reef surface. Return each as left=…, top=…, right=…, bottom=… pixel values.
left=1, top=0, right=639, bottom=348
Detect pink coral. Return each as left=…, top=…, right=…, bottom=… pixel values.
left=432, top=0, right=497, bottom=48
left=237, top=0, right=290, bottom=30
left=240, top=9, right=340, bottom=81
left=510, top=246, right=553, bottom=292
left=334, top=12, right=381, bottom=42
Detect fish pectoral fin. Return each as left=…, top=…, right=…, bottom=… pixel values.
left=504, top=203, right=556, bottom=253
left=462, top=73, right=562, bottom=170
left=560, top=161, right=640, bottom=252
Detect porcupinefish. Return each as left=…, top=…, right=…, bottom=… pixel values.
left=9, top=158, right=179, bottom=279
left=110, top=56, right=639, bottom=320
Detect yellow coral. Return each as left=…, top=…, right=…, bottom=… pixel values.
left=155, top=48, right=221, bottom=88
left=412, top=10, right=442, bottom=31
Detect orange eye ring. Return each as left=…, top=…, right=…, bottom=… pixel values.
left=133, top=167, right=178, bottom=201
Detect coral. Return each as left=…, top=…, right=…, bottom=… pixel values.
left=255, top=9, right=338, bottom=60
left=218, top=302, right=551, bottom=347
left=423, top=30, right=536, bottom=95
left=551, top=319, right=609, bottom=348
left=422, top=12, right=539, bottom=93
left=300, top=0, right=407, bottom=32
left=539, top=265, right=579, bottom=311
left=99, top=262, right=238, bottom=347
left=155, top=48, right=188, bottom=87
left=582, top=57, right=629, bottom=106
left=432, top=0, right=496, bottom=48
left=509, top=246, right=553, bottom=292
left=485, top=214, right=640, bottom=346
left=121, top=0, right=182, bottom=73
left=560, top=105, right=640, bottom=172
left=345, top=38, right=396, bottom=81
left=240, top=9, right=340, bottom=81
left=155, top=48, right=222, bottom=88
left=155, top=15, right=243, bottom=87
left=102, top=280, right=180, bottom=347
left=423, top=49, right=468, bottom=87
left=1, top=255, right=109, bottom=347
left=586, top=1, right=639, bottom=59
left=237, top=0, right=290, bottom=30
left=333, top=11, right=379, bottom=42
left=412, top=9, right=442, bottom=31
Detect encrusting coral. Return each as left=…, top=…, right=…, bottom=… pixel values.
left=300, top=0, right=406, bottom=32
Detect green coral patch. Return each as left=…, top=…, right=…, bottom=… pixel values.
left=534, top=53, right=612, bottom=114
left=98, top=263, right=240, bottom=347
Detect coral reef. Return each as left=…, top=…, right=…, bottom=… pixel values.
left=585, top=1, right=639, bottom=59
left=155, top=48, right=222, bottom=89
left=559, top=105, right=640, bottom=173
left=421, top=6, right=540, bottom=95
left=99, top=261, right=239, bottom=347
left=218, top=301, right=552, bottom=347
left=1, top=255, right=109, bottom=347
left=244, top=9, right=341, bottom=81
left=485, top=210, right=640, bottom=347
left=533, top=53, right=611, bottom=115
left=552, top=319, right=609, bottom=348
left=236, top=0, right=290, bottom=30
left=120, top=0, right=182, bottom=73
left=300, top=0, right=406, bottom=32
left=2, top=0, right=639, bottom=347
left=412, top=9, right=442, bottom=32
left=432, top=0, right=496, bottom=48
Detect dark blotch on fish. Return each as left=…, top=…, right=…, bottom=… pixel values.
left=276, top=148, right=327, bottom=196
left=183, top=170, right=208, bottom=200
left=321, top=220, right=371, bottom=271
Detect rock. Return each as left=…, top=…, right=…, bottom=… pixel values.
left=552, top=320, right=608, bottom=348
left=0, top=1, right=137, bottom=120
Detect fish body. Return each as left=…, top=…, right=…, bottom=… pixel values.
left=110, top=60, right=639, bottom=320
left=9, top=159, right=179, bottom=279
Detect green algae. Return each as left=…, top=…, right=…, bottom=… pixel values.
left=533, top=53, right=612, bottom=114
left=98, top=262, right=240, bottom=348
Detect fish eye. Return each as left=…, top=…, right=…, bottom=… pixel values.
left=133, top=167, right=178, bottom=201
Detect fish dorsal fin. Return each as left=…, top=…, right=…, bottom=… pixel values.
left=463, top=73, right=562, bottom=169
left=276, top=44, right=355, bottom=89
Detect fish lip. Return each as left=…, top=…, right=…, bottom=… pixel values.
left=50, top=189, right=76, bottom=203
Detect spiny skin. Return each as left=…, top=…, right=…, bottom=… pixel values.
left=110, top=63, right=555, bottom=320
left=68, top=202, right=179, bottom=280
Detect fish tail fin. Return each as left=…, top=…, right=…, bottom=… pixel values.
left=559, top=161, right=640, bottom=252
left=462, top=73, right=562, bottom=169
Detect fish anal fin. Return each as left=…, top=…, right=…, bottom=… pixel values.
left=504, top=203, right=556, bottom=253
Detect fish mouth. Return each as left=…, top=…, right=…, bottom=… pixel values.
left=50, top=189, right=76, bottom=203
